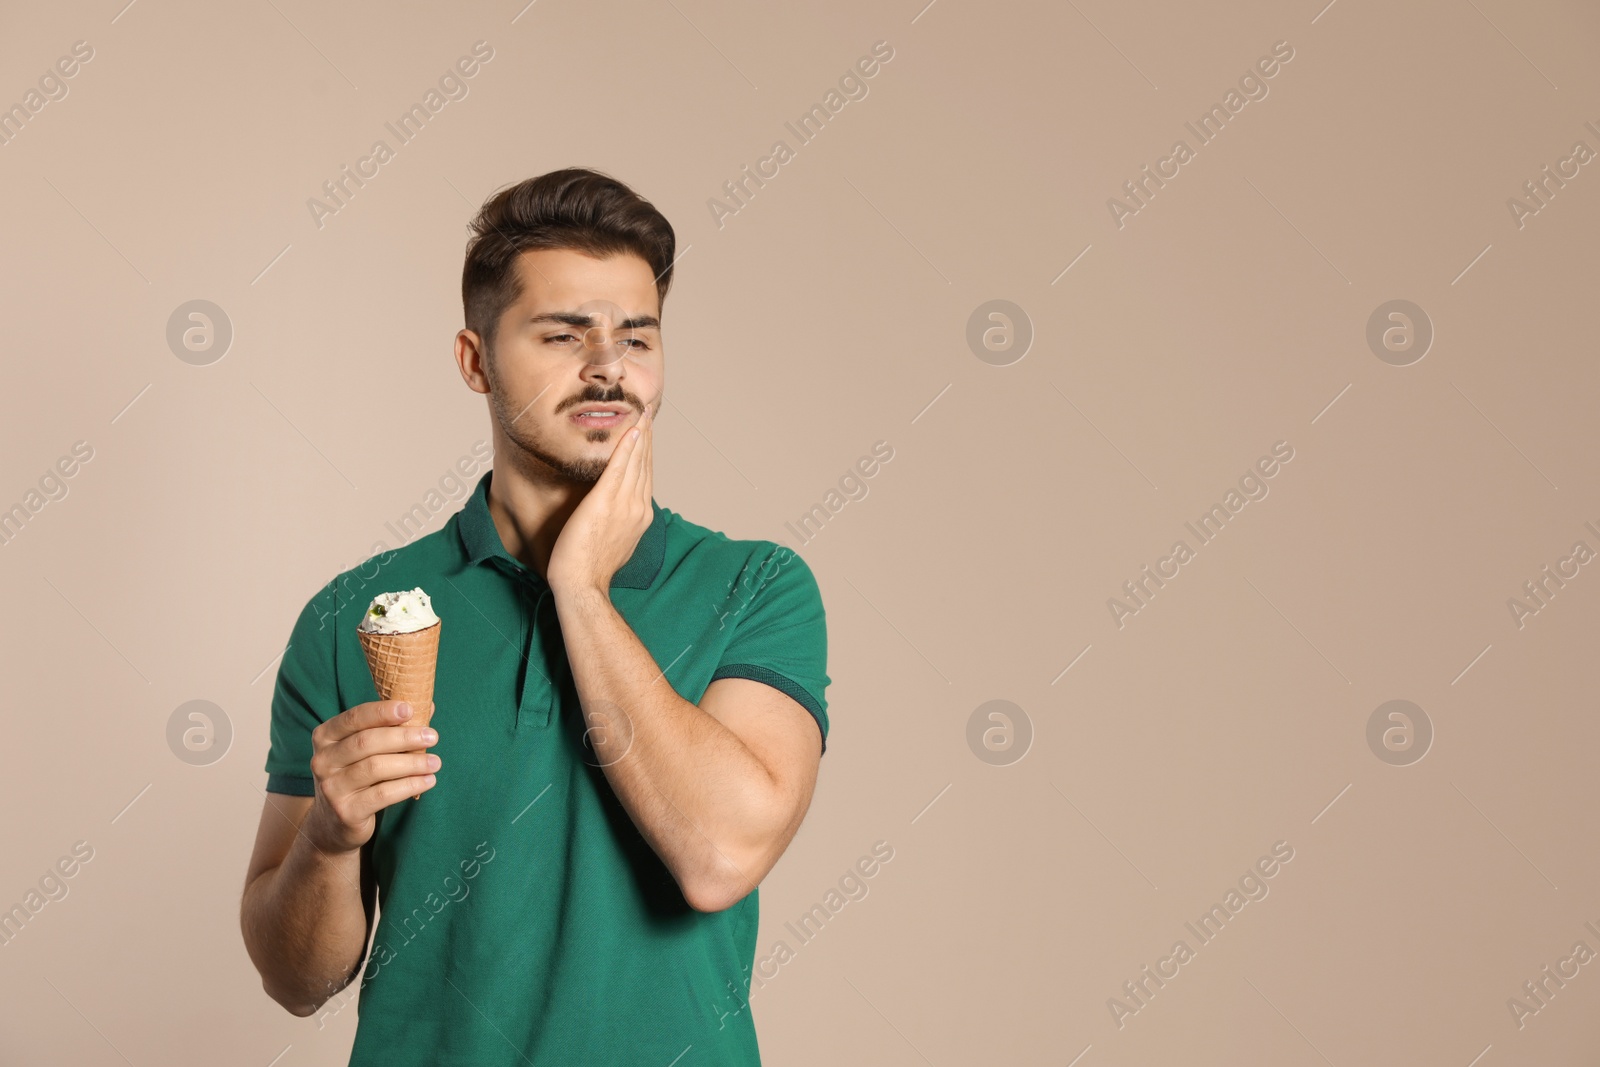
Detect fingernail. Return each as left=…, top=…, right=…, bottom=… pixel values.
left=422, top=729, right=438, bottom=744
left=395, top=702, right=410, bottom=719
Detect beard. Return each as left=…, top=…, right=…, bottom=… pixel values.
left=485, top=350, right=635, bottom=485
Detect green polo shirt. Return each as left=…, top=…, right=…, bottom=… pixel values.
left=263, top=469, right=829, bottom=1066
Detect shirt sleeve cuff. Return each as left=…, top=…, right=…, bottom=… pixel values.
left=265, top=772, right=315, bottom=796
left=708, top=663, right=828, bottom=755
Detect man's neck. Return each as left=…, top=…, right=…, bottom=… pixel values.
left=485, top=460, right=586, bottom=582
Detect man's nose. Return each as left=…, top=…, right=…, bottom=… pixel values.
left=580, top=323, right=626, bottom=366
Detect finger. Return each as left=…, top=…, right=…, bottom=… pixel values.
left=619, top=410, right=647, bottom=499
left=323, top=723, right=439, bottom=773
left=641, top=404, right=654, bottom=502
left=342, top=749, right=441, bottom=791
left=350, top=773, right=438, bottom=817
left=598, top=411, right=642, bottom=494
left=624, top=401, right=655, bottom=497
left=398, top=699, right=435, bottom=729
left=631, top=428, right=652, bottom=513
left=636, top=404, right=649, bottom=495
left=318, top=700, right=414, bottom=745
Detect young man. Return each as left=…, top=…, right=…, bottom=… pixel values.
left=240, top=168, right=830, bottom=1065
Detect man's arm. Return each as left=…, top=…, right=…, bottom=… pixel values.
left=240, top=794, right=375, bottom=1016
left=553, top=588, right=821, bottom=912
left=240, top=701, right=441, bottom=1013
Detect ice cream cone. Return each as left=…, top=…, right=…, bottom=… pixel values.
left=358, top=619, right=441, bottom=745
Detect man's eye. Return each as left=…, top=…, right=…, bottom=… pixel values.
left=546, top=334, right=649, bottom=351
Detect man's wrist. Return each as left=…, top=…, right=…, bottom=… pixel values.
left=551, top=581, right=613, bottom=611
left=298, top=800, right=363, bottom=860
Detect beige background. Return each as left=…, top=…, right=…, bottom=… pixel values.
left=2, top=0, right=1598, bottom=1062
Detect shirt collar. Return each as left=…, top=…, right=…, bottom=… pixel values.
left=456, top=468, right=666, bottom=590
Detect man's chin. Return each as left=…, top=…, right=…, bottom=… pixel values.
left=565, top=462, right=607, bottom=484
left=531, top=450, right=604, bottom=483
left=502, top=432, right=608, bottom=484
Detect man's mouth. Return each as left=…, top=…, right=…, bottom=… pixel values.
left=569, top=405, right=632, bottom=429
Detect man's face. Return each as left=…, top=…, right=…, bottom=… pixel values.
left=471, top=248, right=663, bottom=484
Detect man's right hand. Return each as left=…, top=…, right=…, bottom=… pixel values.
left=304, top=701, right=440, bottom=854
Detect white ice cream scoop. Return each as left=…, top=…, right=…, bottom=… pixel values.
left=358, top=587, right=440, bottom=635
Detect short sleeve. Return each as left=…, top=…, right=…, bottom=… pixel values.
left=263, top=583, right=342, bottom=796
left=710, top=545, right=831, bottom=753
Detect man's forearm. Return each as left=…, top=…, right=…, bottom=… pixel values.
left=241, top=831, right=370, bottom=1015
left=553, top=587, right=781, bottom=910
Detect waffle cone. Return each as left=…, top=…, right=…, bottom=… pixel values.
left=358, top=621, right=441, bottom=738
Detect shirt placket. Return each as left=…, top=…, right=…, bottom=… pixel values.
left=515, top=578, right=564, bottom=730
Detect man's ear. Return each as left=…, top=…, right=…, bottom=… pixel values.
left=455, top=330, right=491, bottom=394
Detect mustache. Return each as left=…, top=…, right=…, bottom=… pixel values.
left=558, top=391, right=636, bottom=412
left=555, top=388, right=660, bottom=415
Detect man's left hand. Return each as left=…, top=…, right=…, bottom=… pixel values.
left=547, top=402, right=655, bottom=598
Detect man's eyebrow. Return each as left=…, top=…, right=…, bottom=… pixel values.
left=529, top=311, right=660, bottom=330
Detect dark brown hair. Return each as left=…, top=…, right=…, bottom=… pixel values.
left=462, top=167, right=676, bottom=355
